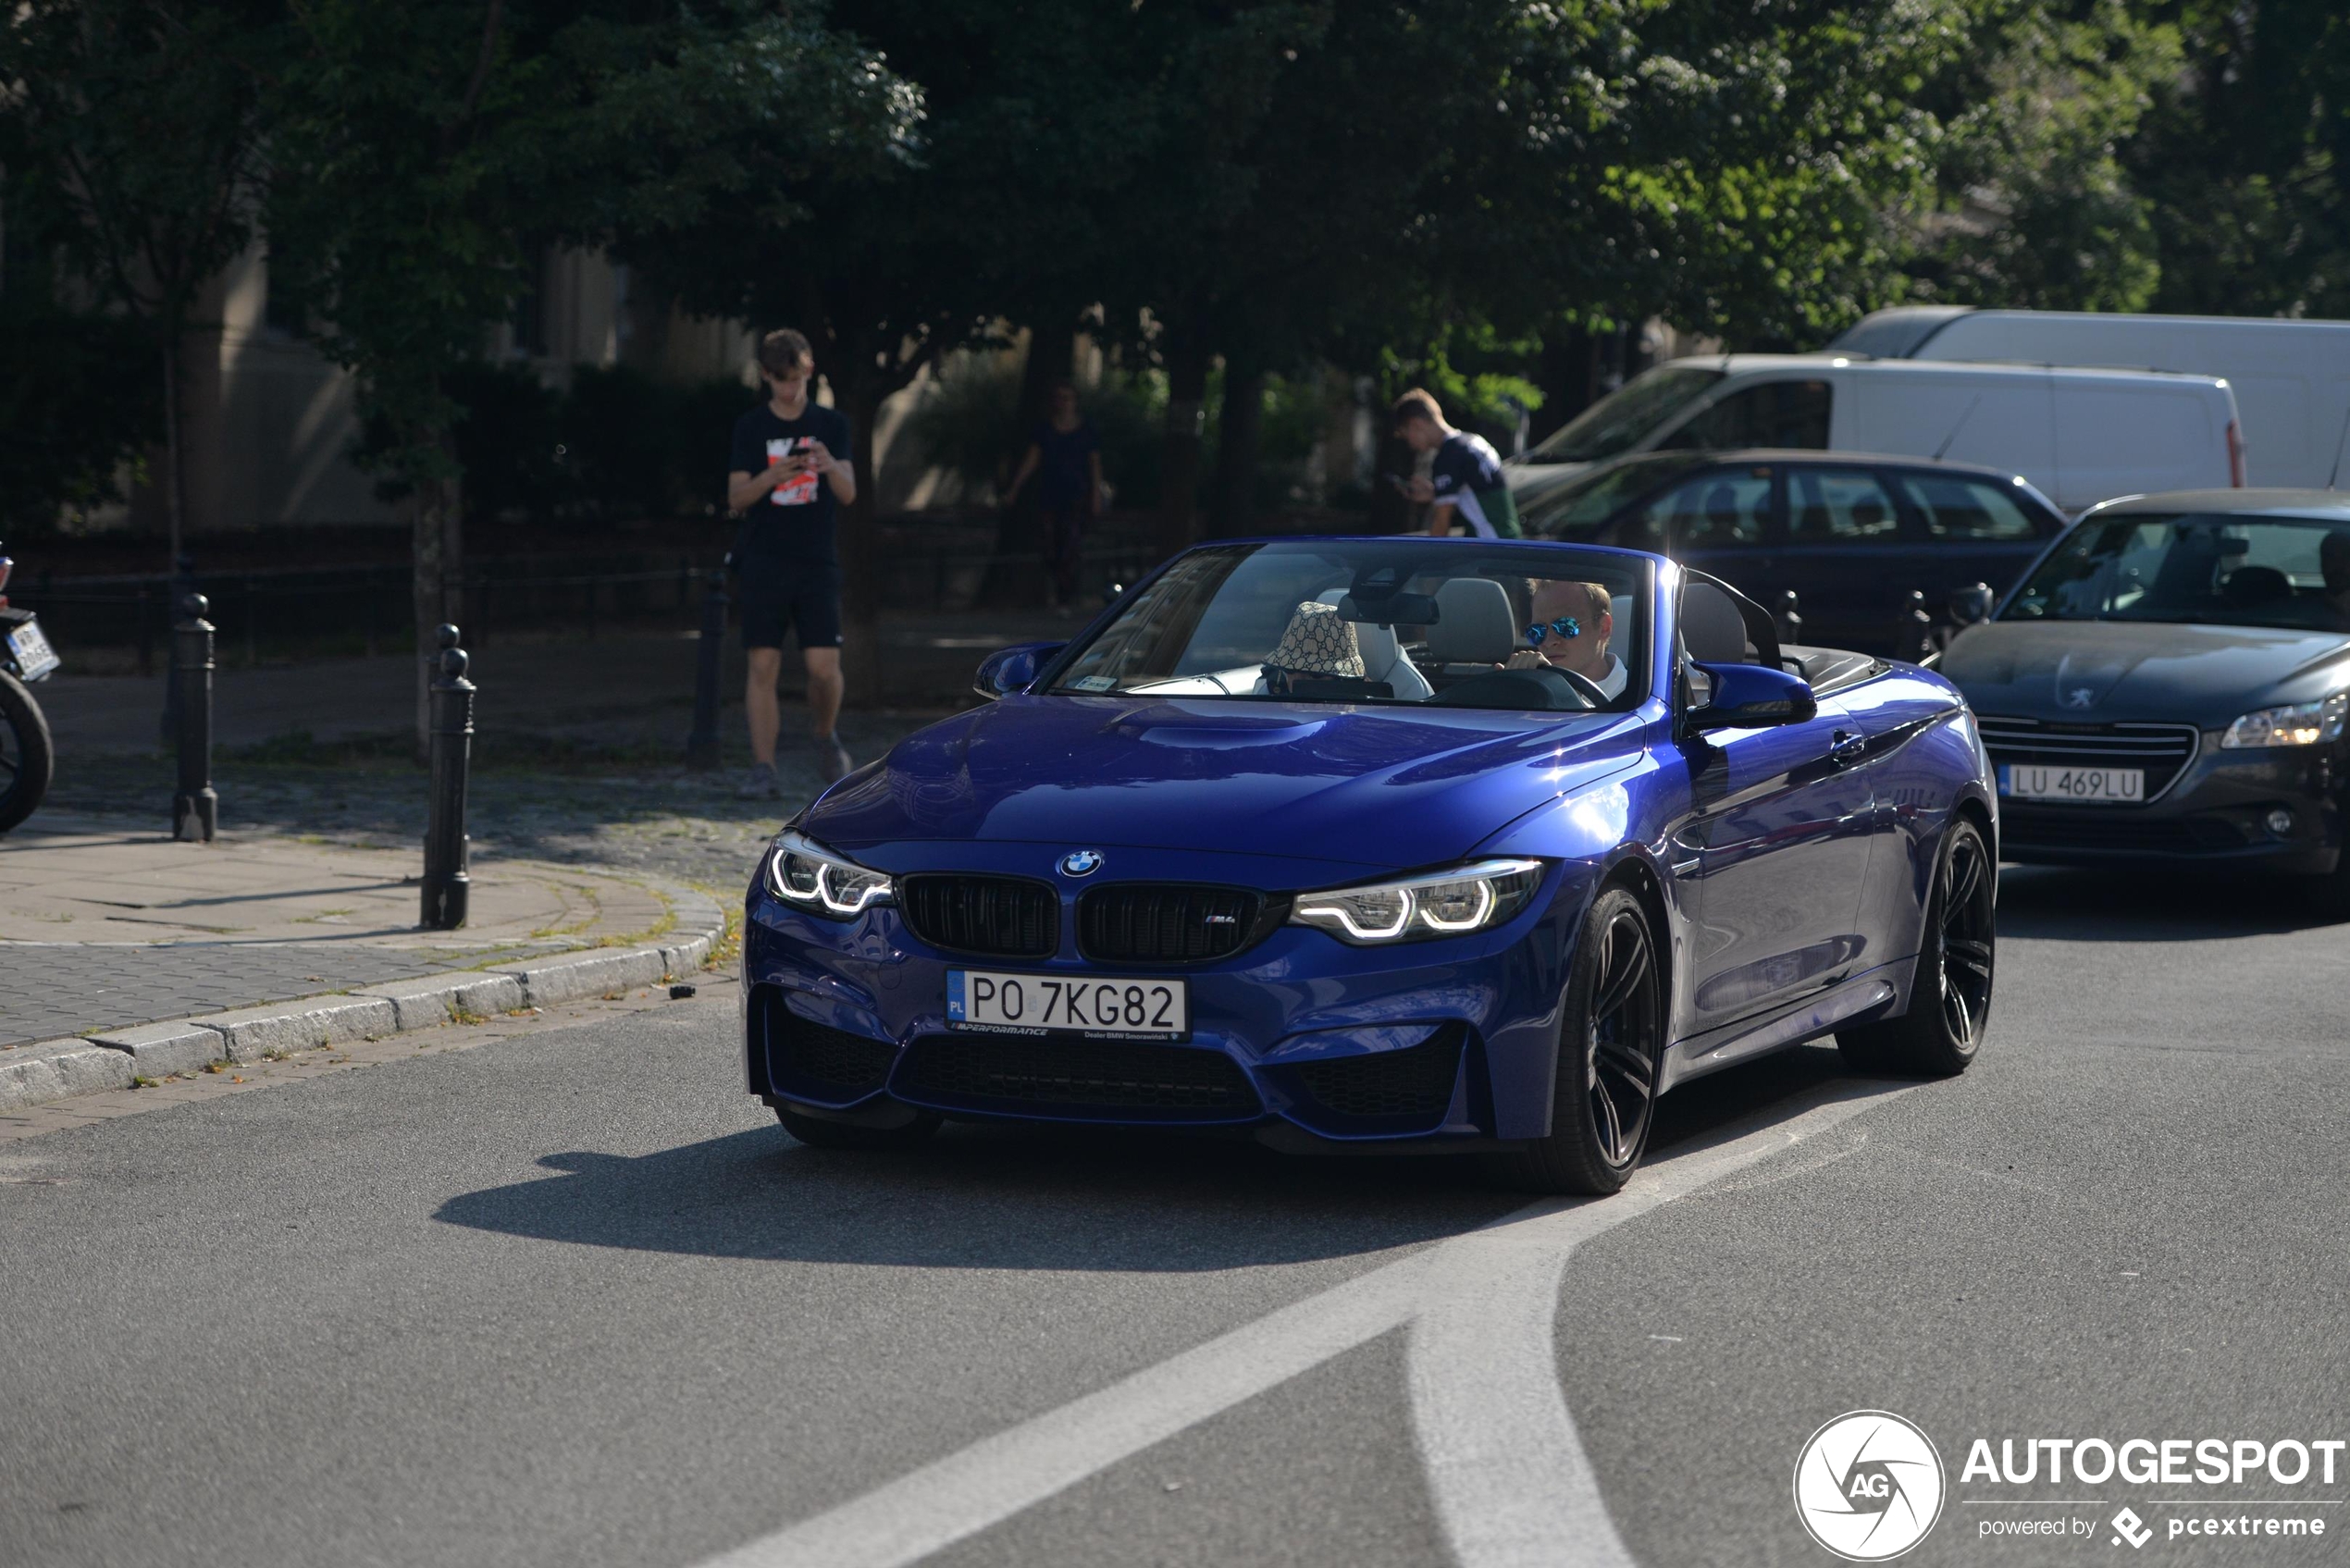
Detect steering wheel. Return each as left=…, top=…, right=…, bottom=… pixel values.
left=1555, top=667, right=1609, bottom=707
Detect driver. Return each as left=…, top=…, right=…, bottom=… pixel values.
left=2322, top=528, right=2350, bottom=629
left=1506, top=579, right=1626, bottom=698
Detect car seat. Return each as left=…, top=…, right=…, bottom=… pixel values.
left=1314, top=590, right=1435, bottom=699
left=2220, top=565, right=2292, bottom=609
left=1423, top=578, right=1519, bottom=672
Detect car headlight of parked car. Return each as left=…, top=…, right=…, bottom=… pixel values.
left=2219, top=691, right=2349, bottom=749
left=764, top=831, right=894, bottom=917
left=1289, top=858, right=1546, bottom=945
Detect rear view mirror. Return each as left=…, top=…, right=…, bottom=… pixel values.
left=1687, top=661, right=1818, bottom=732
left=1337, top=591, right=1440, bottom=624
left=1948, top=583, right=1995, bottom=625
left=974, top=641, right=1064, bottom=699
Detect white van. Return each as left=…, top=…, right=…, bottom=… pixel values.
left=1507, top=354, right=2241, bottom=514
left=1830, top=307, right=2350, bottom=489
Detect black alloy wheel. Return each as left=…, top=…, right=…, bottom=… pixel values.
left=1488, top=885, right=1664, bottom=1195
left=1838, top=816, right=1995, bottom=1077
left=0, top=671, right=54, bottom=835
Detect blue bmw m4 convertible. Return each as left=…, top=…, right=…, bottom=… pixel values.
left=741, top=538, right=1998, bottom=1193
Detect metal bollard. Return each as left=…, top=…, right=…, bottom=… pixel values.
left=171, top=593, right=218, bottom=843
left=1775, top=589, right=1803, bottom=651
left=420, top=624, right=475, bottom=931
left=683, top=555, right=731, bottom=771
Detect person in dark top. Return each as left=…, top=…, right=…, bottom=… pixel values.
left=1006, top=382, right=1104, bottom=612
left=726, top=327, right=857, bottom=795
left=1392, top=388, right=1523, bottom=538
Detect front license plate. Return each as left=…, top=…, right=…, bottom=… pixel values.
left=947, top=969, right=1188, bottom=1039
left=1998, top=763, right=2144, bottom=803
left=6, top=621, right=58, bottom=682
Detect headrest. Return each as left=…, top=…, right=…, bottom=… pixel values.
left=1268, top=600, right=1364, bottom=677
left=1317, top=588, right=1400, bottom=677
left=1425, top=577, right=1519, bottom=665
left=2221, top=565, right=2291, bottom=607
left=1681, top=579, right=1753, bottom=664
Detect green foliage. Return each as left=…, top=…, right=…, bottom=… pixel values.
left=0, top=301, right=160, bottom=535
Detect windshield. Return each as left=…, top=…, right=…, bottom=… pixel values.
left=2005, top=512, right=2350, bottom=631
left=1517, top=365, right=1725, bottom=464
left=1521, top=456, right=1706, bottom=537
left=1048, top=540, right=1648, bottom=713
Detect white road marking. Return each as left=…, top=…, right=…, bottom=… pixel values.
left=1408, top=1086, right=1898, bottom=1568
left=692, top=1081, right=1915, bottom=1568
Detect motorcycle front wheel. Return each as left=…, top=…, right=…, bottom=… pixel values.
left=0, top=669, right=55, bottom=833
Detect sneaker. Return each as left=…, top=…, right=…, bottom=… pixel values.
left=736, top=762, right=782, bottom=799
left=817, top=735, right=853, bottom=784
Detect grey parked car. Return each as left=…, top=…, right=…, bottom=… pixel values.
left=1940, top=489, right=2350, bottom=903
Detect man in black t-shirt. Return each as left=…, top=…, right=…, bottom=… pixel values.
left=1392, top=389, right=1523, bottom=538
left=726, top=328, right=857, bottom=794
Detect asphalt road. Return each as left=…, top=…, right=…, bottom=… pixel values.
left=3, top=862, right=2346, bottom=1568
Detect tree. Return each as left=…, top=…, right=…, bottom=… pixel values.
left=0, top=0, right=269, bottom=566
left=261, top=0, right=913, bottom=745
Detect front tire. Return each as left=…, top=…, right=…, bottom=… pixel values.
left=1486, top=885, right=1664, bottom=1195
left=0, top=671, right=54, bottom=835
left=1837, top=816, right=1995, bottom=1077
left=774, top=1104, right=941, bottom=1151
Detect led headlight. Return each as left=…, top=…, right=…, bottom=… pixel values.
left=2219, top=692, right=2348, bottom=749
left=763, top=830, right=894, bottom=918
left=1289, top=858, right=1546, bottom=945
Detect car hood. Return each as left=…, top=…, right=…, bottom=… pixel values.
left=1503, top=459, right=1595, bottom=500
left=1941, top=619, right=2350, bottom=725
left=803, top=694, right=1645, bottom=876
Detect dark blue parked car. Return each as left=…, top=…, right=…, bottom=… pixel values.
left=740, top=538, right=1998, bottom=1193
left=1515, top=449, right=2067, bottom=655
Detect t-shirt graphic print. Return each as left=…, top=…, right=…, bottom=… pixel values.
left=768, top=438, right=821, bottom=506
left=1429, top=431, right=1524, bottom=537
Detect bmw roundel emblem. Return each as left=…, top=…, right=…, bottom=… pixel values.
left=1059, top=849, right=1104, bottom=877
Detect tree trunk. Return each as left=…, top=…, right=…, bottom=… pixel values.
left=979, top=310, right=1079, bottom=607
left=1156, top=319, right=1211, bottom=562
left=162, top=333, right=185, bottom=574
left=1531, top=326, right=1600, bottom=444
left=412, top=475, right=448, bottom=759
left=1209, top=364, right=1266, bottom=538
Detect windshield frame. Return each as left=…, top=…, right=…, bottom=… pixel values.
left=1996, top=508, right=2350, bottom=632
left=1035, top=537, right=1657, bottom=713
left=1517, top=364, right=1726, bottom=465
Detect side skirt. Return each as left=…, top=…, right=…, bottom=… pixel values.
left=1659, top=957, right=1918, bottom=1093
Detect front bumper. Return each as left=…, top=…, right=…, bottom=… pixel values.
left=1998, top=733, right=2344, bottom=874
left=739, top=864, right=1594, bottom=1148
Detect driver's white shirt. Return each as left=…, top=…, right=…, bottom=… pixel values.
left=1590, top=654, right=1628, bottom=699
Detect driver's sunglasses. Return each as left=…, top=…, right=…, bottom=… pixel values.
left=1525, top=615, right=1582, bottom=646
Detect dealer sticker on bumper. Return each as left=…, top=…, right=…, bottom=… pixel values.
left=947, top=969, right=1188, bottom=1039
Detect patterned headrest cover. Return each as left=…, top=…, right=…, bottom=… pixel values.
left=1268, top=600, right=1365, bottom=677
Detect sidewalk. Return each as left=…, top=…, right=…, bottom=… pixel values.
left=0, top=814, right=714, bottom=1054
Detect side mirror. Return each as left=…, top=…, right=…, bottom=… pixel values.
left=1687, top=661, right=1818, bottom=732
left=1948, top=583, right=1995, bottom=626
left=973, top=641, right=1064, bottom=699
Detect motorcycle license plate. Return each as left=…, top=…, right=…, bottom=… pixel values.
left=6, top=620, right=58, bottom=682
left=946, top=969, right=1188, bottom=1039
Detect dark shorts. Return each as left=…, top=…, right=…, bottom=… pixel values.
left=737, top=559, right=843, bottom=651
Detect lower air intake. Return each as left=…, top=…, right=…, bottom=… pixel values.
left=1286, top=1028, right=1464, bottom=1125
left=762, top=994, right=897, bottom=1099
left=897, top=1034, right=1260, bottom=1119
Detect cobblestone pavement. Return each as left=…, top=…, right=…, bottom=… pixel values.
left=37, top=709, right=944, bottom=895
left=0, top=942, right=452, bottom=1049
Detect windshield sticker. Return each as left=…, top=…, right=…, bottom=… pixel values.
left=1070, top=675, right=1119, bottom=692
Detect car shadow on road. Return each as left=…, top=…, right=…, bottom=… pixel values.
left=431, top=1045, right=1895, bottom=1271
left=1997, top=863, right=2344, bottom=941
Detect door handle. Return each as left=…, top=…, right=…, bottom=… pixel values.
left=1829, top=730, right=1866, bottom=765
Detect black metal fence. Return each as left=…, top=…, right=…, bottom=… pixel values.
left=13, top=536, right=1167, bottom=667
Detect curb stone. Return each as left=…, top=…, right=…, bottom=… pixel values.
left=1, top=1038, right=139, bottom=1110
left=4, top=874, right=727, bottom=1117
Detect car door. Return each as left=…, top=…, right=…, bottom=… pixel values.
left=1670, top=582, right=1876, bottom=1043
left=1776, top=463, right=1916, bottom=653
left=1886, top=468, right=2061, bottom=614
left=1614, top=463, right=1783, bottom=608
